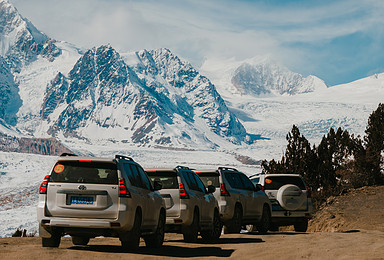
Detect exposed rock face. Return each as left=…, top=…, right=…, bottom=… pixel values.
left=0, top=57, right=22, bottom=126
left=0, top=132, right=71, bottom=155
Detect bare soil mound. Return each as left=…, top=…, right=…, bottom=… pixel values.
left=308, top=185, right=384, bottom=232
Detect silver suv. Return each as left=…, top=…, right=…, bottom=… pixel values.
left=146, top=166, right=222, bottom=242
left=37, top=154, right=166, bottom=250
left=195, top=167, right=271, bottom=234
left=249, top=173, right=313, bottom=232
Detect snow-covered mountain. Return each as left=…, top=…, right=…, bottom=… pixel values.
left=0, top=56, right=21, bottom=126
left=0, top=0, right=60, bottom=69
left=201, top=57, right=327, bottom=98
left=0, top=0, right=251, bottom=150
left=39, top=45, right=250, bottom=148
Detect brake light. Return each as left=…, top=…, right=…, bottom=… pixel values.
left=220, top=183, right=230, bottom=196
left=79, top=160, right=92, bottom=162
left=179, top=183, right=189, bottom=199
left=119, top=178, right=131, bottom=198
left=39, top=175, right=50, bottom=194
left=306, top=186, right=312, bottom=198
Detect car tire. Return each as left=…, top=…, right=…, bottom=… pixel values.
left=71, top=236, right=90, bottom=246
left=183, top=210, right=199, bottom=243
left=201, top=209, right=222, bottom=241
left=144, top=211, right=165, bottom=248
left=277, top=184, right=306, bottom=211
left=255, top=205, right=271, bottom=234
left=294, top=218, right=308, bottom=232
left=121, top=210, right=141, bottom=251
left=42, top=233, right=61, bottom=247
left=224, top=205, right=242, bottom=234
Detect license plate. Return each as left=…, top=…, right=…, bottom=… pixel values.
left=70, top=196, right=94, bottom=205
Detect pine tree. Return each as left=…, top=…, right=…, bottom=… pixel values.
left=282, top=125, right=318, bottom=188
left=361, top=103, right=384, bottom=185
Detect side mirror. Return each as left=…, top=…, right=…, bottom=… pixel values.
left=207, top=185, right=216, bottom=194
left=153, top=180, right=162, bottom=191
left=255, top=184, right=263, bottom=192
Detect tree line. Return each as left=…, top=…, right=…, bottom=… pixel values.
left=261, top=103, right=384, bottom=208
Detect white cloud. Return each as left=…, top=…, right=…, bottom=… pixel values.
left=10, top=0, right=384, bottom=85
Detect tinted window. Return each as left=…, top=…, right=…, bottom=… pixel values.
left=124, top=163, right=144, bottom=189
left=196, top=172, right=220, bottom=188
left=239, top=174, right=255, bottom=191
left=192, top=173, right=207, bottom=193
left=50, top=161, right=118, bottom=184
left=224, top=171, right=243, bottom=189
left=137, top=166, right=152, bottom=190
left=147, top=171, right=179, bottom=189
left=264, top=176, right=306, bottom=190
left=182, top=171, right=199, bottom=191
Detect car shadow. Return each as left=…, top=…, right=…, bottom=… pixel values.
left=245, top=231, right=310, bottom=236
left=68, top=244, right=234, bottom=257
left=166, top=237, right=264, bottom=245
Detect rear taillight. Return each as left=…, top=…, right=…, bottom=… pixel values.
left=119, top=178, right=131, bottom=198
left=220, top=183, right=230, bottom=196
left=39, top=175, right=50, bottom=194
left=306, top=186, right=312, bottom=198
left=179, top=183, right=189, bottom=199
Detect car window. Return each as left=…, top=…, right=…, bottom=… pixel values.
left=192, top=173, right=207, bottom=193
left=224, top=171, right=243, bottom=189
left=264, top=176, right=306, bottom=190
left=137, top=166, right=152, bottom=190
left=182, top=171, right=199, bottom=192
left=50, top=161, right=118, bottom=184
left=239, top=174, right=255, bottom=191
left=147, top=171, right=179, bottom=189
left=196, top=172, right=220, bottom=188
left=124, top=163, right=144, bottom=189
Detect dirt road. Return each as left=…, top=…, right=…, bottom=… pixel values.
left=2, top=186, right=384, bottom=259
left=1, top=230, right=383, bottom=260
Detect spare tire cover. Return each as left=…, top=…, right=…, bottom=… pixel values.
left=277, top=184, right=306, bottom=211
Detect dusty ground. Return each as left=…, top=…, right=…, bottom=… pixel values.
left=1, top=186, right=383, bottom=260
left=308, top=185, right=384, bottom=232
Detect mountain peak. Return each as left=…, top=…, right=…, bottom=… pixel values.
left=231, top=58, right=327, bottom=96
left=0, top=0, right=60, bottom=65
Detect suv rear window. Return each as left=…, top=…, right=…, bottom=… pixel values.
left=263, top=176, right=306, bottom=190
left=147, top=171, right=179, bottom=189
left=49, top=161, right=118, bottom=184
left=195, top=172, right=220, bottom=187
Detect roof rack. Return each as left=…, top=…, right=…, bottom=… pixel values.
left=115, top=155, right=134, bottom=161
left=175, top=165, right=190, bottom=170
left=218, top=167, right=239, bottom=172
left=60, top=153, right=77, bottom=157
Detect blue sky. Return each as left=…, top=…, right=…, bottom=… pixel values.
left=11, top=0, right=384, bottom=86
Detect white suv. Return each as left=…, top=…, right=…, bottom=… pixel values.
left=37, top=154, right=166, bottom=250
left=195, top=167, right=271, bottom=234
left=249, top=173, right=313, bottom=232
left=146, top=166, right=222, bottom=242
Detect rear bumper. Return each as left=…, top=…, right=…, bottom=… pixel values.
left=271, top=211, right=312, bottom=225
left=165, top=203, right=194, bottom=228
left=217, top=199, right=235, bottom=222
left=37, top=197, right=136, bottom=238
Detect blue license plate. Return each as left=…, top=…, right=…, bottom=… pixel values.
left=70, top=196, right=94, bottom=205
